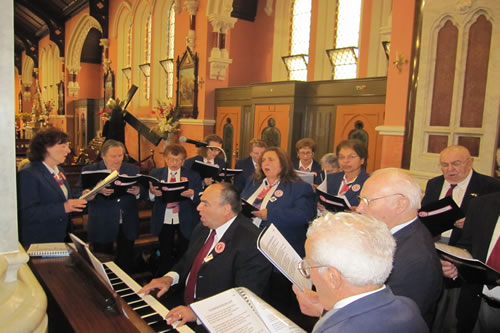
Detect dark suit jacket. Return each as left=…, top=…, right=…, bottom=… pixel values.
left=326, top=170, right=370, bottom=207
left=388, top=219, right=443, bottom=326
left=313, top=287, right=428, bottom=333
left=294, top=159, right=323, bottom=185
left=82, top=161, right=141, bottom=243
left=149, top=166, right=202, bottom=239
left=18, top=161, right=74, bottom=246
left=422, top=170, right=500, bottom=245
left=172, top=214, right=272, bottom=303
left=241, top=180, right=316, bottom=257
left=455, top=192, right=500, bottom=333
left=234, top=157, right=256, bottom=192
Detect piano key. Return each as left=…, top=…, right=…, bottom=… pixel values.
left=122, top=293, right=142, bottom=303
left=111, top=282, right=129, bottom=291
left=149, top=320, right=176, bottom=332
left=116, top=288, right=135, bottom=297
left=104, top=262, right=193, bottom=332
left=143, top=313, right=164, bottom=324
left=135, top=305, right=156, bottom=316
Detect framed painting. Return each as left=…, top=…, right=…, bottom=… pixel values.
left=176, top=47, right=199, bottom=118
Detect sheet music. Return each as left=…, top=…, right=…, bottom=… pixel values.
left=257, top=224, right=312, bottom=291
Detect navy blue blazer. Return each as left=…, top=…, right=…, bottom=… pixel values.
left=456, top=193, right=500, bottom=332
left=149, top=166, right=202, bottom=239
left=326, top=170, right=370, bottom=207
left=171, top=215, right=272, bottom=303
left=422, top=170, right=500, bottom=245
left=294, top=159, right=323, bottom=185
left=18, top=161, right=74, bottom=246
left=82, top=161, right=141, bottom=243
left=241, top=179, right=317, bottom=257
left=313, top=287, right=428, bottom=333
left=234, top=157, right=256, bottom=192
left=388, top=219, right=443, bottom=326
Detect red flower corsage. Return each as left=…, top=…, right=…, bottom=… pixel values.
left=214, top=242, right=225, bottom=254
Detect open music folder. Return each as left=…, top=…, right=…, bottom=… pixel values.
left=418, top=196, right=465, bottom=237
left=315, top=188, right=351, bottom=212
left=257, top=224, right=312, bottom=292
left=435, top=243, right=500, bottom=285
left=190, top=287, right=305, bottom=333
left=191, top=160, right=220, bottom=179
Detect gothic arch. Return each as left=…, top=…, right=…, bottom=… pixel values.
left=66, top=14, right=103, bottom=75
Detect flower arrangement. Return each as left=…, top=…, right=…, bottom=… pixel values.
left=151, top=100, right=180, bottom=139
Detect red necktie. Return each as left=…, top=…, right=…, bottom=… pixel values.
left=487, top=237, right=500, bottom=272
left=166, top=172, right=179, bottom=213
left=184, top=230, right=216, bottom=304
left=445, top=184, right=457, bottom=197
left=53, top=171, right=65, bottom=186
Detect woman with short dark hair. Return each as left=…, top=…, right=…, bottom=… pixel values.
left=18, top=128, right=87, bottom=246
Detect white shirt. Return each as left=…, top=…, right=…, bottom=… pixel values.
left=165, top=215, right=238, bottom=287
left=299, top=161, right=313, bottom=172
left=391, top=218, right=417, bottom=235
left=43, top=162, right=68, bottom=199
left=313, top=285, right=386, bottom=332
left=163, top=169, right=180, bottom=225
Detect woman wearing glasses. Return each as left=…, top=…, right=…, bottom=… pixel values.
left=293, top=138, right=322, bottom=185
left=183, top=134, right=226, bottom=188
left=322, top=139, right=369, bottom=209
left=241, top=147, right=316, bottom=326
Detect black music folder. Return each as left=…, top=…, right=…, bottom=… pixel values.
left=315, top=188, right=351, bottom=212
left=435, top=243, right=500, bottom=286
left=156, top=180, right=189, bottom=203
left=215, top=168, right=243, bottom=182
left=81, top=170, right=140, bottom=200
left=191, top=160, right=220, bottom=179
left=241, top=199, right=259, bottom=218
left=418, top=196, right=465, bottom=237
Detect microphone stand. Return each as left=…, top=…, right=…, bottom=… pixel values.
left=207, top=145, right=228, bottom=183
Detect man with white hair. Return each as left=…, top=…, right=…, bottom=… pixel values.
left=294, top=168, right=442, bottom=327
left=356, top=168, right=443, bottom=326
left=303, top=212, right=428, bottom=333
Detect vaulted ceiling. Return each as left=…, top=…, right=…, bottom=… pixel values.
left=14, top=0, right=90, bottom=73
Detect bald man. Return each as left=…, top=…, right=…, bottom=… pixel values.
left=422, top=145, right=500, bottom=245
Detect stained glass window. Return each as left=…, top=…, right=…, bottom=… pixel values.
left=332, top=0, right=361, bottom=79
left=288, top=0, right=311, bottom=81
left=166, top=3, right=176, bottom=98
left=144, top=14, right=152, bottom=100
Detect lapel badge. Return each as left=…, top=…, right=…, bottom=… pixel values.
left=204, top=254, right=214, bottom=263
left=274, top=190, right=283, bottom=198
left=214, top=242, right=225, bottom=254
left=470, top=193, right=478, bottom=197
left=351, top=184, right=361, bottom=192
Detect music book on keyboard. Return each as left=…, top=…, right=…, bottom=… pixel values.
left=27, top=243, right=69, bottom=257
left=257, top=224, right=312, bottom=292
left=190, top=287, right=305, bottom=333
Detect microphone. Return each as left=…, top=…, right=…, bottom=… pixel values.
left=179, top=136, right=208, bottom=147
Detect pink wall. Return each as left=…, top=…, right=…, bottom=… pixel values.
left=380, top=0, right=416, bottom=168
left=228, top=1, right=275, bottom=86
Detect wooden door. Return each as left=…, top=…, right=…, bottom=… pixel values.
left=216, top=106, right=241, bottom=168
left=334, top=104, right=384, bottom=173
left=254, top=105, right=290, bottom=152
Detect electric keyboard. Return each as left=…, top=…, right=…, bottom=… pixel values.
left=104, top=261, right=194, bottom=333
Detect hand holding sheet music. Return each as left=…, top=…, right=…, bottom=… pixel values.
left=80, top=170, right=119, bottom=200
left=435, top=243, right=500, bottom=285
left=315, top=188, right=351, bottom=212
left=257, top=224, right=312, bottom=291
left=418, top=197, right=465, bottom=237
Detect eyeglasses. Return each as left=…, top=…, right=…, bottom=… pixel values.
left=439, top=159, right=470, bottom=168
left=338, top=154, right=359, bottom=161
left=298, top=151, right=313, bottom=156
left=358, top=193, right=405, bottom=206
left=297, top=259, right=329, bottom=279
left=208, top=147, right=220, bottom=152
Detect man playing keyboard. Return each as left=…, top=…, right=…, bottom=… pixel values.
left=138, top=182, right=272, bottom=329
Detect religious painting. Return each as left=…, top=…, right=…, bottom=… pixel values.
left=176, top=47, right=199, bottom=118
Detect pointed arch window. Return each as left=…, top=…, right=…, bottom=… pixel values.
left=283, top=0, right=311, bottom=81
left=140, top=14, right=153, bottom=100
left=163, top=2, right=176, bottom=99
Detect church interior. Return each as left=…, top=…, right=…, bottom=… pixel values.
left=1, top=0, right=500, bottom=331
